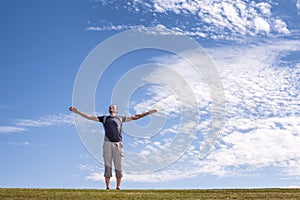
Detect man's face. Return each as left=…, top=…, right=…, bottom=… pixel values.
left=109, top=105, right=118, bottom=114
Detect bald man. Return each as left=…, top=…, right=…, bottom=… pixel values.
left=69, top=105, right=157, bottom=190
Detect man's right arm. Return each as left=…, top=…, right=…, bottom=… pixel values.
left=69, top=107, right=99, bottom=122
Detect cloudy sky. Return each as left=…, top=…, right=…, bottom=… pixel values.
left=1, top=0, right=300, bottom=189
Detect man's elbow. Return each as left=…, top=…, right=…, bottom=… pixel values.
left=131, top=116, right=139, bottom=120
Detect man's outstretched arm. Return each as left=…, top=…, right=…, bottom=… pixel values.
left=125, top=109, right=157, bottom=121
left=69, top=107, right=99, bottom=122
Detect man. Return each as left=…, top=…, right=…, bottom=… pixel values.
left=69, top=105, right=157, bottom=190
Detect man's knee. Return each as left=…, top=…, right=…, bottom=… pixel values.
left=104, top=166, right=113, bottom=177
left=115, top=169, right=123, bottom=178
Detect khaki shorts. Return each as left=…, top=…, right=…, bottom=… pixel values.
left=103, top=141, right=124, bottom=178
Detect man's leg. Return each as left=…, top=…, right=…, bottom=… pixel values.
left=113, top=142, right=124, bottom=189
left=103, top=141, right=113, bottom=189
left=105, top=177, right=111, bottom=190
left=116, top=177, right=122, bottom=190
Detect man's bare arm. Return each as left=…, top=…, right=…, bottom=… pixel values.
left=125, top=109, right=157, bottom=122
left=69, top=107, right=99, bottom=122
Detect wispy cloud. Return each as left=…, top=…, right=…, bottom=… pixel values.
left=85, top=24, right=142, bottom=31
left=0, top=114, right=74, bottom=134
left=86, top=24, right=208, bottom=38
left=80, top=37, right=300, bottom=182
left=0, top=126, right=27, bottom=133
left=7, top=141, right=31, bottom=146
left=81, top=115, right=300, bottom=182
left=79, top=164, right=103, bottom=181
left=214, top=118, right=300, bottom=176
left=16, top=114, right=74, bottom=127
left=89, top=0, right=292, bottom=40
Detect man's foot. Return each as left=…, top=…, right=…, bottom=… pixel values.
left=116, top=187, right=120, bottom=190
left=106, top=187, right=110, bottom=190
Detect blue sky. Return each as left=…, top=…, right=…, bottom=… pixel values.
left=1, top=0, right=300, bottom=189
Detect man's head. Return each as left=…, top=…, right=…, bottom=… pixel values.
left=109, top=104, right=118, bottom=115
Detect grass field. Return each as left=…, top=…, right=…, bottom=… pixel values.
left=1, top=188, right=300, bottom=200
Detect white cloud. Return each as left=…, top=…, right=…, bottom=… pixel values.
left=80, top=37, right=300, bottom=182
left=297, top=0, right=300, bottom=15
left=0, top=114, right=74, bottom=134
left=222, top=2, right=247, bottom=33
left=256, top=2, right=272, bottom=16
left=254, top=16, right=270, bottom=33
left=0, top=126, right=27, bottom=133
left=91, top=0, right=291, bottom=39
left=211, top=40, right=300, bottom=119
left=86, top=25, right=142, bottom=31
left=16, top=114, right=74, bottom=127
left=79, top=165, right=103, bottom=181
left=221, top=121, right=300, bottom=165
left=86, top=23, right=208, bottom=38
left=7, top=141, right=31, bottom=146
left=82, top=122, right=299, bottom=182
left=82, top=115, right=300, bottom=182
left=209, top=41, right=300, bottom=178
left=130, top=38, right=300, bottom=179
left=274, top=19, right=290, bottom=35
left=199, top=116, right=300, bottom=178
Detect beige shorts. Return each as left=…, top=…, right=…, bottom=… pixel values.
left=103, top=141, right=124, bottom=178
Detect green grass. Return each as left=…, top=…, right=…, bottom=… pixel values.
left=0, top=188, right=300, bottom=200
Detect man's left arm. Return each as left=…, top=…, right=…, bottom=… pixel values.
left=125, top=109, right=157, bottom=122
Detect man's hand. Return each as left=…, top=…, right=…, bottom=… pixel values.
left=69, top=106, right=78, bottom=113
left=68, top=106, right=99, bottom=122
left=148, top=109, right=157, bottom=115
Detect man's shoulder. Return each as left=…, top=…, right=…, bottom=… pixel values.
left=98, top=115, right=107, bottom=123
left=116, top=116, right=126, bottom=122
